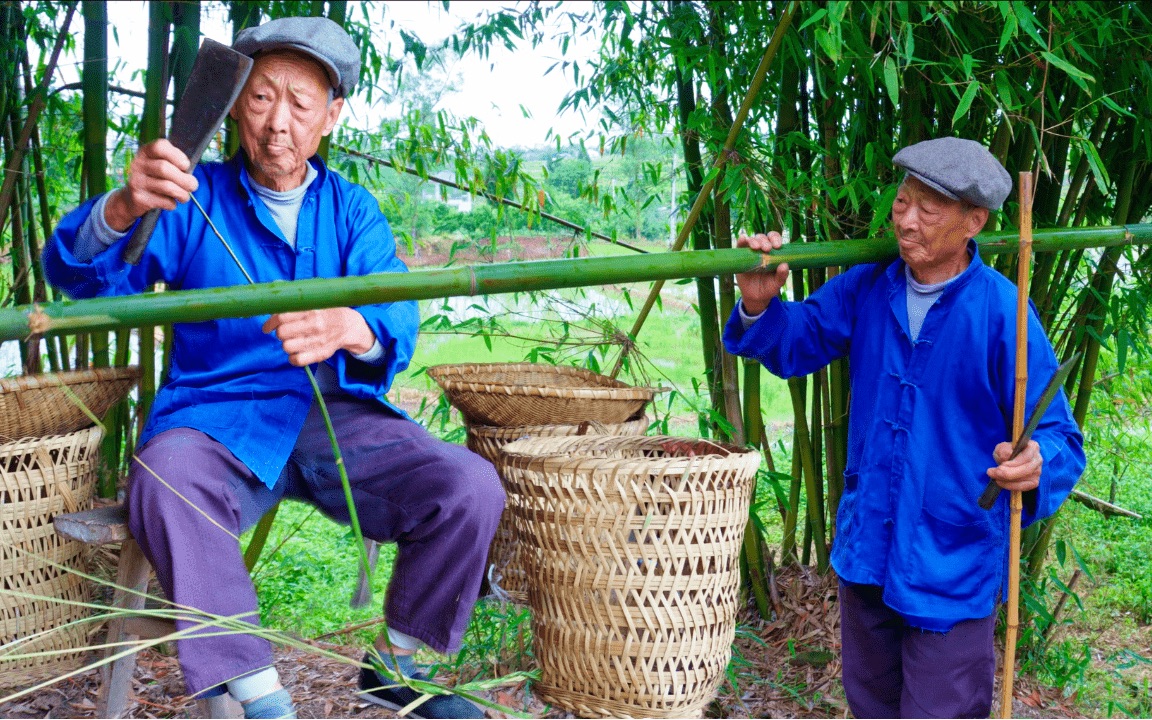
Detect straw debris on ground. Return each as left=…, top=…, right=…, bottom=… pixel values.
left=0, top=562, right=1088, bottom=719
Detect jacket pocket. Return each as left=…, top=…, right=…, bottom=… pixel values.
left=907, top=508, right=996, bottom=602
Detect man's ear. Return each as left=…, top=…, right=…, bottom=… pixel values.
left=966, top=206, right=990, bottom=236
left=322, top=96, right=345, bottom=137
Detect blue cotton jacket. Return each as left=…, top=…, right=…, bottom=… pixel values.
left=44, top=153, right=419, bottom=488
left=723, top=245, right=1085, bottom=627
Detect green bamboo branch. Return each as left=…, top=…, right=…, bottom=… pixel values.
left=12, top=224, right=1152, bottom=342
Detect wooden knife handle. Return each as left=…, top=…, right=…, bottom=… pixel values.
left=121, top=208, right=160, bottom=265
left=978, top=478, right=1002, bottom=510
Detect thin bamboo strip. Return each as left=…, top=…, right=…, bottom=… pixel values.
left=11, top=225, right=1152, bottom=342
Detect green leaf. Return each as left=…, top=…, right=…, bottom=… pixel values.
left=1081, top=138, right=1111, bottom=196
left=883, top=56, right=900, bottom=106
left=998, top=12, right=1018, bottom=53
left=1117, top=327, right=1130, bottom=374
left=797, top=7, right=827, bottom=32
left=952, top=82, right=980, bottom=127
left=1040, top=51, right=1095, bottom=91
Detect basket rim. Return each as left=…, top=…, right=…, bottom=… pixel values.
left=427, top=362, right=657, bottom=400
left=499, top=434, right=759, bottom=464
left=0, top=366, right=141, bottom=394
left=0, top=423, right=105, bottom=451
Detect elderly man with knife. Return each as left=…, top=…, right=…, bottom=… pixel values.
left=44, top=17, right=499, bottom=720
left=724, top=138, right=1085, bottom=718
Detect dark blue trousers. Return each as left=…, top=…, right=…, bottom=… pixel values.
left=839, top=581, right=996, bottom=718
left=127, top=394, right=504, bottom=695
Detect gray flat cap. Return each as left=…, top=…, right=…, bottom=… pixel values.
left=893, top=137, right=1012, bottom=210
left=234, top=17, right=360, bottom=98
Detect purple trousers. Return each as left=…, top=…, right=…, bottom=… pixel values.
left=127, top=394, right=504, bottom=696
left=838, top=582, right=996, bottom=718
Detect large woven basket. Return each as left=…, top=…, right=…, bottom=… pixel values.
left=0, top=426, right=104, bottom=690
left=428, top=363, right=655, bottom=427
left=467, top=417, right=649, bottom=604
left=0, top=367, right=141, bottom=441
left=500, top=435, right=760, bottom=718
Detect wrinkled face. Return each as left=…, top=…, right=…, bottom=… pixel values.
left=892, top=176, right=989, bottom=283
left=230, top=51, right=344, bottom=191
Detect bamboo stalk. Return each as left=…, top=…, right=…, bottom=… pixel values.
left=13, top=225, right=1152, bottom=342
left=0, top=2, right=76, bottom=233
left=609, top=0, right=799, bottom=378
left=1000, top=170, right=1034, bottom=720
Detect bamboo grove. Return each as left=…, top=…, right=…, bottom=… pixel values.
left=1, top=0, right=1151, bottom=641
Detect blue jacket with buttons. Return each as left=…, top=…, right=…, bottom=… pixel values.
left=723, top=244, right=1084, bottom=628
left=44, top=153, right=419, bottom=489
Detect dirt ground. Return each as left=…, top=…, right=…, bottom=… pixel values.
left=0, top=565, right=1084, bottom=720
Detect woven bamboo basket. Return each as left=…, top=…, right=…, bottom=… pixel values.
left=500, top=435, right=760, bottom=718
left=466, top=417, right=649, bottom=604
left=0, top=367, right=141, bottom=441
left=0, top=426, right=104, bottom=690
left=428, top=363, right=656, bottom=427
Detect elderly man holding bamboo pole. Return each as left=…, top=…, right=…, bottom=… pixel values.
left=726, top=137, right=1085, bottom=718
left=43, top=17, right=499, bottom=720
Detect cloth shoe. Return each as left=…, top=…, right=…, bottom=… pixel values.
left=240, top=687, right=297, bottom=719
left=357, top=651, right=484, bottom=719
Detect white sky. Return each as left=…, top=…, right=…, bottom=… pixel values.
left=50, top=1, right=601, bottom=149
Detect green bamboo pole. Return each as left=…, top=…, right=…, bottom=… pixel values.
left=10, top=225, right=1152, bottom=342
left=170, top=0, right=200, bottom=100
left=82, top=0, right=109, bottom=368
left=609, top=0, right=798, bottom=378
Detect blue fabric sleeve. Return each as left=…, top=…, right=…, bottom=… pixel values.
left=723, top=266, right=868, bottom=378
left=44, top=170, right=203, bottom=299
left=329, top=185, right=419, bottom=398
left=73, top=192, right=128, bottom=262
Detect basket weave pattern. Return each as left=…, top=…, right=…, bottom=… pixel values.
left=428, top=363, right=654, bottom=427
left=0, top=427, right=103, bottom=690
left=0, top=367, right=141, bottom=441
left=466, top=418, right=649, bottom=604
left=500, top=435, right=760, bottom=718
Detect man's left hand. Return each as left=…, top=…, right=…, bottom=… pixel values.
left=986, top=440, right=1042, bottom=493
left=262, top=308, right=375, bottom=367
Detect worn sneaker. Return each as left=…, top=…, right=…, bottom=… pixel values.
left=357, top=652, right=485, bottom=719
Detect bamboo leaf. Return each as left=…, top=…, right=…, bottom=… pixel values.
left=952, top=82, right=980, bottom=127
left=1080, top=138, right=1112, bottom=196
left=882, top=55, right=899, bottom=106
left=797, top=8, right=827, bottom=32
left=1040, top=50, right=1095, bottom=91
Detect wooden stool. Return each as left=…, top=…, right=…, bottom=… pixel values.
left=53, top=504, right=244, bottom=719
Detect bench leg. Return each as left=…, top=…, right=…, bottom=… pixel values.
left=97, top=538, right=152, bottom=719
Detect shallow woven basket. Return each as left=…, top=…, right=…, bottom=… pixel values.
left=0, top=426, right=103, bottom=690
left=467, top=417, right=649, bottom=604
left=428, top=363, right=655, bottom=427
left=500, top=435, right=761, bottom=718
left=0, top=367, right=141, bottom=441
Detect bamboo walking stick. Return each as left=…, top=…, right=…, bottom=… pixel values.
left=1000, top=170, right=1035, bottom=719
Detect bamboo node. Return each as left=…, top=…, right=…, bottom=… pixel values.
left=27, top=305, right=51, bottom=336
left=468, top=267, right=478, bottom=296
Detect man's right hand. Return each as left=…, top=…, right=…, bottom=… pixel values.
left=735, top=229, right=790, bottom=316
left=104, top=139, right=198, bottom=232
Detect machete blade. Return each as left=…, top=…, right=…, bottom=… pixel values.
left=122, top=38, right=253, bottom=264
left=977, top=353, right=1080, bottom=510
